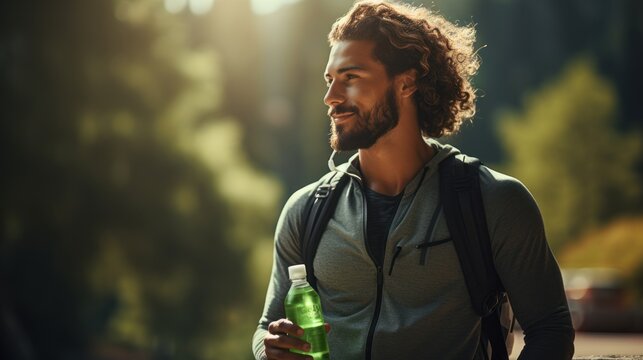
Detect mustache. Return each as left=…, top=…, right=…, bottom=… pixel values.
left=328, top=104, right=358, bottom=117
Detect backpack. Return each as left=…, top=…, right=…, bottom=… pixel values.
left=300, top=154, right=515, bottom=360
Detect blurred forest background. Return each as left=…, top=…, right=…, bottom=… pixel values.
left=1, top=0, right=642, bottom=359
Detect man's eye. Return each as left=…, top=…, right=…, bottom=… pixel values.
left=346, top=74, right=359, bottom=80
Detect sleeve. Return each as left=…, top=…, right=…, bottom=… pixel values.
left=480, top=168, right=575, bottom=360
left=251, top=186, right=314, bottom=360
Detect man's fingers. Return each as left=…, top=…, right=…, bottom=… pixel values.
left=265, top=346, right=312, bottom=360
left=264, top=332, right=310, bottom=352
left=265, top=319, right=311, bottom=357
left=324, top=323, right=331, bottom=334
left=268, top=319, right=304, bottom=337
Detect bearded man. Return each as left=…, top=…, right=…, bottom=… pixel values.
left=253, top=1, right=575, bottom=359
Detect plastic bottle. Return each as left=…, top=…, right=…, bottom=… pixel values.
left=284, top=264, right=330, bottom=360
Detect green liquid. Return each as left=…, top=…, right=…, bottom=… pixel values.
left=284, top=282, right=330, bottom=360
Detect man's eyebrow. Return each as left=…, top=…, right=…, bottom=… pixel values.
left=324, top=65, right=366, bottom=78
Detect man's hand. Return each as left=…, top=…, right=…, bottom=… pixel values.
left=264, top=319, right=330, bottom=360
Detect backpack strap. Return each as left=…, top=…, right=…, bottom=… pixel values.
left=301, top=171, right=350, bottom=291
left=439, top=154, right=509, bottom=360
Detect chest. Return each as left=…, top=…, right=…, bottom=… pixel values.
left=313, top=181, right=469, bottom=307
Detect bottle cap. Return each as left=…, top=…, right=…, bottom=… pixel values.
left=288, top=264, right=307, bottom=280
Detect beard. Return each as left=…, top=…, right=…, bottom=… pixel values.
left=329, top=86, right=399, bottom=151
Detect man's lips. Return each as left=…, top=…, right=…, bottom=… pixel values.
left=330, top=112, right=355, bottom=123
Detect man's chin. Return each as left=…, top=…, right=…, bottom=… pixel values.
left=330, top=134, right=377, bottom=152
left=330, top=138, right=353, bottom=152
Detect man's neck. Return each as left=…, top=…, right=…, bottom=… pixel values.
left=357, top=130, right=434, bottom=196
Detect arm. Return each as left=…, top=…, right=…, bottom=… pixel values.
left=482, top=169, right=575, bottom=360
left=252, top=187, right=316, bottom=360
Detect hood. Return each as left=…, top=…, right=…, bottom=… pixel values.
left=327, top=138, right=462, bottom=181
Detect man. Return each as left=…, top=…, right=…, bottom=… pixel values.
left=253, top=1, right=575, bottom=359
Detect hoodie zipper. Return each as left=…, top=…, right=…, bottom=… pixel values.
left=358, top=182, right=383, bottom=360
left=358, top=166, right=429, bottom=359
left=365, top=266, right=383, bottom=360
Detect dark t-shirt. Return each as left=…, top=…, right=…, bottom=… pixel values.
left=364, top=187, right=403, bottom=266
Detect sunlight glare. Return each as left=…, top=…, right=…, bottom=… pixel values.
left=164, top=0, right=188, bottom=14
left=251, top=0, right=302, bottom=15
left=189, top=0, right=215, bottom=15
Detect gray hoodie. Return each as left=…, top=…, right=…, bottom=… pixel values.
left=253, top=140, right=574, bottom=360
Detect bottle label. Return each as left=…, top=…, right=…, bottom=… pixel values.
left=292, top=303, right=322, bottom=324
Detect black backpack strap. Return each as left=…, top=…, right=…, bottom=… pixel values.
left=301, top=171, right=350, bottom=291
left=439, top=154, right=509, bottom=360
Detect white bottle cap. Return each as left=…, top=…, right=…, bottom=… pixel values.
left=288, top=264, right=307, bottom=280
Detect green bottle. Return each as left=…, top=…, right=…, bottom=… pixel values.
left=284, top=264, right=330, bottom=360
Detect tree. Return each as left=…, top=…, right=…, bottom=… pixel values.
left=558, top=215, right=643, bottom=301
left=1, top=0, right=279, bottom=358
left=498, top=58, right=641, bottom=250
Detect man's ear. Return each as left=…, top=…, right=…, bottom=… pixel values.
left=397, top=69, right=418, bottom=98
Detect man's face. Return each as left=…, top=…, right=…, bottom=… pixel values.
left=324, top=40, right=399, bottom=151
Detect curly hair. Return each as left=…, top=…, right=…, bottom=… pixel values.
left=328, top=0, right=479, bottom=138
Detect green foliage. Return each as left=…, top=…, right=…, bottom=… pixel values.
left=559, top=216, right=643, bottom=298
left=498, top=58, right=642, bottom=250
left=1, top=0, right=279, bottom=359
left=559, top=216, right=643, bottom=274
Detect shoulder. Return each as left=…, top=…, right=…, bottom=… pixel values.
left=283, top=182, right=318, bottom=215
left=478, top=165, right=533, bottom=204
left=284, top=171, right=337, bottom=212
left=477, top=164, right=543, bottom=227
left=440, top=153, right=535, bottom=208
left=278, top=171, right=339, bottom=231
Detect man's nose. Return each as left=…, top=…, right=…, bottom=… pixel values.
left=323, top=81, right=345, bottom=107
